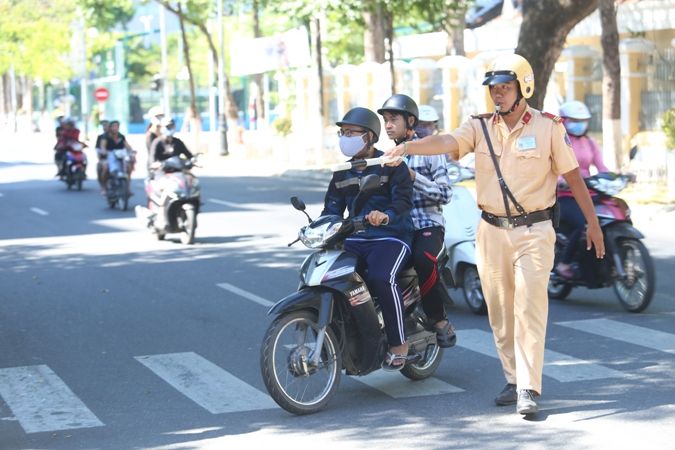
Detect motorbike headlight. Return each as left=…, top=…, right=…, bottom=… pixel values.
left=299, top=217, right=342, bottom=249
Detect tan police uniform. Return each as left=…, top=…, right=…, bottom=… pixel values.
left=452, top=106, right=578, bottom=394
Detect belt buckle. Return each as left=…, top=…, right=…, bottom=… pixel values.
left=498, top=217, right=512, bottom=228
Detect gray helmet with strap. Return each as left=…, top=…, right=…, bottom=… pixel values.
left=336, top=107, right=381, bottom=142
left=377, top=94, right=419, bottom=128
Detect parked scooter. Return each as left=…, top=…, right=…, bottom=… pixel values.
left=62, top=141, right=87, bottom=191
left=442, top=160, right=486, bottom=315
left=135, top=155, right=201, bottom=245
left=260, top=169, right=446, bottom=415
left=107, top=149, right=132, bottom=211
left=548, top=172, right=655, bottom=312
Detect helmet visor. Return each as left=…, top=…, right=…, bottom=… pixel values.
left=482, top=70, right=517, bottom=86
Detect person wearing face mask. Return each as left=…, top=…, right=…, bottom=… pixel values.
left=378, top=95, right=456, bottom=349
left=322, top=106, right=414, bottom=371
left=555, top=100, right=609, bottom=279
left=382, top=54, right=604, bottom=415
left=150, top=117, right=193, bottom=165
left=415, top=105, right=440, bottom=139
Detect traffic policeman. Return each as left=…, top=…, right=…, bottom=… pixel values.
left=383, top=53, right=604, bottom=415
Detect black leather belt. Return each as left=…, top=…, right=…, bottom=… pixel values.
left=481, top=208, right=553, bottom=229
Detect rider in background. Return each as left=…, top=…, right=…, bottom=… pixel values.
left=95, top=120, right=110, bottom=193
left=414, top=104, right=441, bottom=138
left=556, top=100, right=609, bottom=279
left=145, top=106, right=165, bottom=170
left=54, top=118, right=80, bottom=177
left=100, top=120, right=136, bottom=195
left=378, top=96, right=456, bottom=348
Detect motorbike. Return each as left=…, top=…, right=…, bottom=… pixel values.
left=442, top=159, right=486, bottom=315
left=62, top=141, right=87, bottom=191
left=107, top=149, right=132, bottom=211
left=548, top=172, right=655, bottom=312
left=134, top=155, right=201, bottom=245
left=260, top=168, right=446, bottom=416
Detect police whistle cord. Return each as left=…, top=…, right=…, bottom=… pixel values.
left=331, top=156, right=402, bottom=172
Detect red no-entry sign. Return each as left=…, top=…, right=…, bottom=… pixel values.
left=94, top=87, right=109, bottom=102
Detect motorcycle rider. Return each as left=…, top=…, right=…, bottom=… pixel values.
left=322, top=106, right=414, bottom=371
left=555, top=100, right=609, bottom=279
left=54, top=118, right=80, bottom=177
left=377, top=95, right=456, bottom=348
left=415, top=104, right=441, bottom=139
left=145, top=106, right=165, bottom=170
left=95, top=120, right=110, bottom=193
left=100, top=120, right=136, bottom=196
left=149, top=117, right=193, bottom=167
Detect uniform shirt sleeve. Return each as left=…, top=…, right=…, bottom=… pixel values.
left=321, top=175, right=346, bottom=217
left=551, top=122, right=580, bottom=176
left=413, top=155, right=452, bottom=204
left=450, top=119, right=478, bottom=159
left=384, top=162, right=413, bottom=222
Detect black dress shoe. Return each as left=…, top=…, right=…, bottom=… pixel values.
left=517, top=389, right=539, bottom=415
left=494, top=383, right=517, bottom=406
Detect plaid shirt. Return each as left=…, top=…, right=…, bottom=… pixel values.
left=405, top=140, right=452, bottom=230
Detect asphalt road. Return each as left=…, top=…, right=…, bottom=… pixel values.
left=1, top=137, right=674, bottom=450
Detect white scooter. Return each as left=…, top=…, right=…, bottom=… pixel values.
left=442, top=158, right=486, bottom=315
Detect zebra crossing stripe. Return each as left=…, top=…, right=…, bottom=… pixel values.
left=354, top=371, right=463, bottom=398
left=0, top=365, right=103, bottom=434
left=135, top=352, right=276, bottom=414
left=557, top=318, right=675, bottom=354
left=458, top=329, right=624, bottom=382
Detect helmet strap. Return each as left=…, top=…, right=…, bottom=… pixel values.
left=394, top=129, right=415, bottom=145
left=497, top=95, right=522, bottom=116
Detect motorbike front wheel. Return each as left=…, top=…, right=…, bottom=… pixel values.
left=260, top=310, right=342, bottom=415
left=613, top=238, right=655, bottom=312
left=462, top=265, right=487, bottom=315
left=180, top=204, right=196, bottom=245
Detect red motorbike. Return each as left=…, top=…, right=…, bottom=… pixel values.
left=62, top=141, right=88, bottom=191
left=548, top=172, right=655, bottom=312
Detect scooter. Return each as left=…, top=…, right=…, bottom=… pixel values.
left=548, top=172, right=655, bottom=312
left=107, top=149, right=132, bottom=211
left=135, top=155, right=201, bottom=245
left=442, top=159, right=486, bottom=315
left=62, top=141, right=87, bottom=191
left=260, top=169, right=445, bottom=416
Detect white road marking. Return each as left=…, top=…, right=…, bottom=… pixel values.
left=217, top=282, right=275, bottom=308
left=557, top=318, right=675, bottom=354
left=208, top=198, right=251, bottom=209
left=354, top=371, right=463, bottom=398
left=458, top=329, right=624, bottom=382
left=135, top=352, right=276, bottom=414
left=0, top=365, right=103, bottom=434
left=30, top=207, right=49, bottom=216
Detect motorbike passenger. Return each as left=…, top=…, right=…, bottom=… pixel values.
left=54, top=118, right=80, bottom=177
left=377, top=96, right=456, bottom=348
left=95, top=120, right=110, bottom=193
left=414, top=104, right=441, bottom=139
left=145, top=106, right=165, bottom=171
left=100, top=120, right=136, bottom=196
left=555, top=100, right=609, bottom=279
left=322, top=107, right=414, bottom=371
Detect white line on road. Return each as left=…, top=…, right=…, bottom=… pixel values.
left=209, top=198, right=249, bottom=208
left=354, top=371, right=463, bottom=398
left=30, top=207, right=49, bottom=216
left=557, top=318, right=675, bottom=354
left=458, top=329, right=625, bottom=382
left=0, top=365, right=104, bottom=434
left=217, top=282, right=275, bottom=308
left=135, top=352, right=276, bottom=414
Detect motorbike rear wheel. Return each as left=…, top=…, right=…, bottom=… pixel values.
left=401, top=345, right=443, bottom=380
left=613, top=238, right=655, bottom=312
left=260, top=310, right=341, bottom=415
left=180, top=204, right=196, bottom=245
left=462, top=265, right=487, bottom=315
left=76, top=173, right=83, bottom=191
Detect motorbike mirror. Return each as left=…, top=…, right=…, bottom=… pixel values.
left=629, top=145, right=638, bottom=161
left=290, top=196, right=306, bottom=211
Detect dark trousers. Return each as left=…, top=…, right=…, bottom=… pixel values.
left=558, top=196, right=587, bottom=264
left=345, top=238, right=410, bottom=347
left=413, top=227, right=451, bottom=324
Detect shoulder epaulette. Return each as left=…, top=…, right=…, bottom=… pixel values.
left=471, top=113, right=492, bottom=119
left=542, top=112, right=562, bottom=123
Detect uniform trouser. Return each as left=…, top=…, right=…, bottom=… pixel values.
left=476, top=219, right=555, bottom=395
left=413, top=227, right=451, bottom=324
left=345, top=238, right=410, bottom=347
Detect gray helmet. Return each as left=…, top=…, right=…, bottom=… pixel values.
left=377, top=94, right=419, bottom=128
left=336, top=107, right=381, bottom=142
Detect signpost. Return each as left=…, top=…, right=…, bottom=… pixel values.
left=94, top=87, right=109, bottom=121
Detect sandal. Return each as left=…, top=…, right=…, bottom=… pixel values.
left=434, top=321, right=457, bottom=348
left=382, top=351, right=407, bottom=372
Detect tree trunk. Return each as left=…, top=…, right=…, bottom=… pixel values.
left=252, top=0, right=265, bottom=123
left=384, top=10, right=395, bottom=93
left=600, top=0, right=622, bottom=171
left=177, top=3, right=201, bottom=135
left=515, top=0, right=598, bottom=110
left=311, top=16, right=325, bottom=124
left=363, top=3, right=386, bottom=63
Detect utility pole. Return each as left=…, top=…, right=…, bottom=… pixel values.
left=159, top=4, right=171, bottom=116
left=217, top=0, right=229, bottom=155
left=80, top=12, right=89, bottom=137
